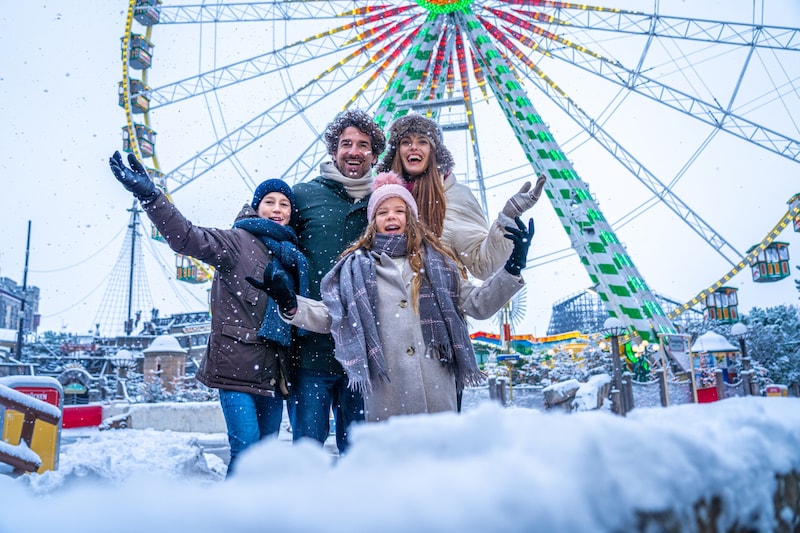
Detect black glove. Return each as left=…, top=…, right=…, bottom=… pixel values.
left=109, top=151, right=158, bottom=203
left=503, top=217, right=534, bottom=276
left=246, top=261, right=298, bottom=315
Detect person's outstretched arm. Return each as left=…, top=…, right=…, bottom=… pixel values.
left=458, top=217, right=533, bottom=319
left=246, top=264, right=331, bottom=333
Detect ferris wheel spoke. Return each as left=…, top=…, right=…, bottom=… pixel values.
left=485, top=6, right=800, bottom=160
left=512, top=62, right=744, bottom=266
left=149, top=44, right=337, bottom=109
left=544, top=9, right=800, bottom=52
left=539, top=45, right=800, bottom=162
left=147, top=1, right=387, bottom=25
left=149, top=15, right=412, bottom=109
left=279, top=24, right=418, bottom=184
left=374, top=17, right=445, bottom=125
left=165, top=37, right=399, bottom=191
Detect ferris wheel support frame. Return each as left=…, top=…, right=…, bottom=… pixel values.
left=118, top=2, right=798, bottom=350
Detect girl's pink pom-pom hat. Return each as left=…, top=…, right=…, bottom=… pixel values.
left=367, top=171, right=419, bottom=221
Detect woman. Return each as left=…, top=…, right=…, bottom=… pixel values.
left=109, top=151, right=308, bottom=476
left=377, top=113, right=546, bottom=281
left=256, top=171, right=532, bottom=422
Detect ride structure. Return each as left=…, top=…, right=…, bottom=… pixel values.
left=119, top=0, right=213, bottom=286
left=92, top=204, right=154, bottom=338
left=116, top=1, right=800, bottom=361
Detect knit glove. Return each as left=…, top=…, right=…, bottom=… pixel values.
left=246, top=261, right=298, bottom=315
left=109, top=151, right=158, bottom=203
left=502, top=173, right=547, bottom=219
left=503, top=217, right=535, bottom=276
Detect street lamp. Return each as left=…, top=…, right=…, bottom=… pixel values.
left=110, top=349, right=137, bottom=401
left=603, top=317, right=627, bottom=415
left=730, top=322, right=753, bottom=396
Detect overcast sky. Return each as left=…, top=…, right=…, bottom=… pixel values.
left=1, top=1, right=799, bottom=337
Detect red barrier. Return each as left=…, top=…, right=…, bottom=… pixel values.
left=62, top=405, right=103, bottom=428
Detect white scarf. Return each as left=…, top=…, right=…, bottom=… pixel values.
left=319, top=161, right=373, bottom=200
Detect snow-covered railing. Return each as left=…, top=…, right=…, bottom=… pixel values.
left=0, top=383, right=61, bottom=475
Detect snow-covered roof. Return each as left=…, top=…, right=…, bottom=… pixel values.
left=690, top=331, right=738, bottom=353
left=142, top=335, right=187, bottom=354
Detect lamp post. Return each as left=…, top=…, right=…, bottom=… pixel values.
left=731, top=322, right=753, bottom=396
left=111, top=349, right=136, bottom=402
left=603, top=317, right=627, bottom=415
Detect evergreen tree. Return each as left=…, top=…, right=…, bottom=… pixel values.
left=741, top=305, right=800, bottom=388
left=681, top=305, right=800, bottom=390
left=795, top=265, right=800, bottom=298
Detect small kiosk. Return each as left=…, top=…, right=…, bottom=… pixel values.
left=142, top=335, right=187, bottom=393
left=689, top=331, right=739, bottom=403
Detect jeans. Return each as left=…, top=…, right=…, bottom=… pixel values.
left=218, top=389, right=283, bottom=477
left=290, top=368, right=364, bottom=454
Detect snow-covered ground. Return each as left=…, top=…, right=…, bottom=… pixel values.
left=2, top=397, right=800, bottom=532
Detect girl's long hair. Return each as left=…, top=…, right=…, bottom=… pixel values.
left=341, top=206, right=465, bottom=312
left=389, top=142, right=447, bottom=238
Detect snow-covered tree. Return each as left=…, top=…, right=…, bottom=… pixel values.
left=124, top=370, right=217, bottom=403
left=683, top=305, right=800, bottom=390
left=740, top=305, right=800, bottom=388
left=795, top=264, right=800, bottom=298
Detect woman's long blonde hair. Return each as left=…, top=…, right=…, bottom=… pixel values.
left=341, top=204, right=465, bottom=312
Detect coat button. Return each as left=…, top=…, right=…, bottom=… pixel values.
left=399, top=299, right=408, bottom=308
left=406, top=347, right=415, bottom=356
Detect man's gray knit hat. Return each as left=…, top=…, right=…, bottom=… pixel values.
left=377, top=114, right=455, bottom=176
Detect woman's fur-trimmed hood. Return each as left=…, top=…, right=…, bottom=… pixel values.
left=377, top=114, right=455, bottom=176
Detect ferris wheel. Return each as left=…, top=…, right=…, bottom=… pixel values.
left=118, top=0, right=800, bottom=344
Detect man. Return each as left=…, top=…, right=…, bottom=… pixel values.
left=289, top=109, right=386, bottom=453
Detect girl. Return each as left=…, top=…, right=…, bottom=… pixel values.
left=257, top=171, right=532, bottom=422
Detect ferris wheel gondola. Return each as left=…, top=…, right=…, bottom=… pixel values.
left=117, top=1, right=800, bottom=353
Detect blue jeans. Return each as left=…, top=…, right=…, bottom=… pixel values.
left=218, top=389, right=283, bottom=477
left=290, top=368, right=364, bottom=454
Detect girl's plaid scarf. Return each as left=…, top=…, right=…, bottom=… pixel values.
left=322, top=233, right=483, bottom=393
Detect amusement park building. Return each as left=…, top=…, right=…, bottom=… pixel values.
left=0, top=277, right=39, bottom=336
left=546, top=288, right=703, bottom=336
